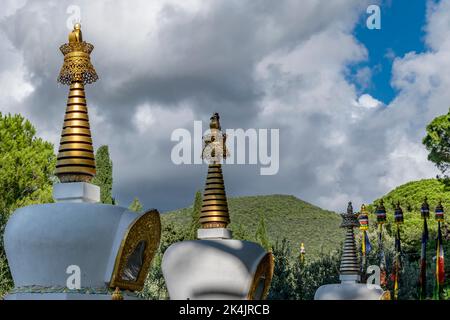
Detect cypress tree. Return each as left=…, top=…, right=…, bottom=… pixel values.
left=129, top=197, right=144, bottom=213
left=189, top=191, right=202, bottom=239
left=92, top=145, right=113, bottom=204
left=255, top=213, right=271, bottom=251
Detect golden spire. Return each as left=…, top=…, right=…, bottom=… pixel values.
left=55, top=23, right=98, bottom=183
left=339, top=202, right=360, bottom=279
left=199, top=113, right=230, bottom=229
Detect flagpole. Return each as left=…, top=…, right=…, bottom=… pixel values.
left=375, top=200, right=387, bottom=289
left=393, top=202, right=404, bottom=300
left=419, top=198, right=430, bottom=300
left=434, top=202, right=445, bottom=300
left=358, top=205, right=370, bottom=282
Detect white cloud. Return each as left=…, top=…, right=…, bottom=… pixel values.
left=0, top=69, right=34, bottom=106
left=354, top=94, right=383, bottom=109
left=133, top=104, right=156, bottom=133
left=0, top=0, right=444, bottom=213
left=354, top=66, right=372, bottom=90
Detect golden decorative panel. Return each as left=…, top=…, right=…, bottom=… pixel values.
left=247, top=252, right=274, bottom=300
left=109, top=209, right=161, bottom=291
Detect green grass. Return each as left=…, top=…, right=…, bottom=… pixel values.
left=161, top=194, right=344, bottom=259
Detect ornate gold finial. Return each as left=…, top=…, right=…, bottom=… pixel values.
left=111, top=287, right=123, bottom=300
left=339, top=202, right=360, bottom=279
left=199, top=113, right=230, bottom=229
left=55, top=24, right=98, bottom=183
left=58, top=23, right=98, bottom=85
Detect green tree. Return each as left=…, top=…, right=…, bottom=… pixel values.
left=292, top=249, right=341, bottom=300
left=188, top=191, right=202, bottom=240
left=423, top=110, right=450, bottom=177
left=92, top=145, right=113, bottom=204
left=268, top=239, right=295, bottom=299
left=139, top=222, right=187, bottom=300
left=255, top=213, right=271, bottom=251
left=0, top=113, right=56, bottom=296
left=230, top=222, right=253, bottom=241
left=0, top=251, right=13, bottom=299
left=129, top=197, right=143, bottom=213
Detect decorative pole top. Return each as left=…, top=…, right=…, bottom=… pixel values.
left=58, top=23, right=98, bottom=86
left=358, top=204, right=369, bottom=231
left=421, top=197, right=430, bottom=219
left=375, top=199, right=387, bottom=224
left=394, top=202, right=404, bottom=224
left=435, top=201, right=445, bottom=222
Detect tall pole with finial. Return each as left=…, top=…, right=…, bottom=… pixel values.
left=358, top=204, right=371, bottom=282
left=392, top=201, right=404, bottom=300
left=55, top=23, right=98, bottom=183
left=434, top=201, right=445, bottom=300
left=419, top=198, right=430, bottom=299
left=375, top=199, right=387, bottom=288
left=300, top=242, right=306, bottom=265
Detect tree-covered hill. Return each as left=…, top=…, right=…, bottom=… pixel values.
left=367, top=178, right=450, bottom=253
left=371, top=178, right=450, bottom=213
left=162, top=194, right=344, bottom=258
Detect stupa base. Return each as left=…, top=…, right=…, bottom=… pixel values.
left=4, top=292, right=140, bottom=300
left=314, top=283, right=386, bottom=300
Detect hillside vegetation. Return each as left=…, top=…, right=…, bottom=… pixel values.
left=162, top=194, right=344, bottom=258
left=368, top=178, right=450, bottom=251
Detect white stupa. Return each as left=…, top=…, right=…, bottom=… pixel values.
left=314, top=202, right=387, bottom=300
left=3, top=24, right=161, bottom=300
left=162, top=113, right=274, bottom=300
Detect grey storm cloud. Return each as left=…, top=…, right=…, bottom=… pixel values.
left=0, top=0, right=442, bottom=212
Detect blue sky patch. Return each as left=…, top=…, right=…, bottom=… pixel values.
left=351, top=0, right=428, bottom=104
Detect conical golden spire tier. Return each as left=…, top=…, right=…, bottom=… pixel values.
left=339, top=202, right=360, bottom=278
left=340, top=228, right=360, bottom=275
left=55, top=81, right=96, bottom=182
left=55, top=23, right=98, bottom=183
left=199, top=113, right=230, bottom=229
left=199, top=163, right=230, bottom=228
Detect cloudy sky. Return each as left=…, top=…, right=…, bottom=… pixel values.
left=0, top=0, right=448, bottom=213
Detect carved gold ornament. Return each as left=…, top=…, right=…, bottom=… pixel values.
left=247, top=252, right=274, bottom=300
left=380, top=290, right=391, bottom=300
left=58, top=23, right=98, bottom=86
left=110, top=209, right=161, bottom=291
